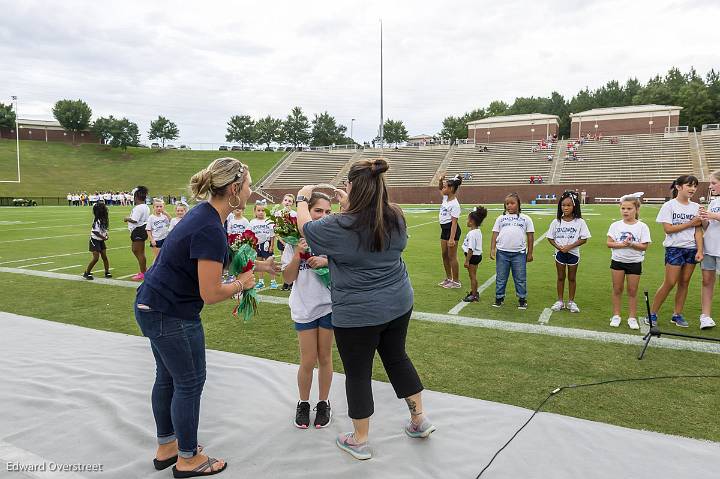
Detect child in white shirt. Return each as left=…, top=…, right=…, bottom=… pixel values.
left=698, top=170, right=720, bottom=330
left=169, top=202, right=188, bottom=231
left=461, top=206, right=488, bottom=303
left=438, top=175, right=463, bottom=289
left=249, top=201, right=277, bottom=289
left=146, top=199, right=172, bottom=259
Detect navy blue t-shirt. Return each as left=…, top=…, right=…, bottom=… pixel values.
left=136, top=201, right=228, bottom=319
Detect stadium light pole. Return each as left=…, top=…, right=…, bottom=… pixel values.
left=350, top=118, right=355, bottom=143
left=379, top=18, right=384, bottom=153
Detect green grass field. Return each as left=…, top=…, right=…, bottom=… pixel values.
left=0, top=203, right=719, bottom=441
left=0, top=139, right=284, bottom=197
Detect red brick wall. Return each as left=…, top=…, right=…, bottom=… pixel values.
left=262, top=182, right=705, bottom=205
left=570, top=115, right=679, bottom=138
left=469, top=123, right=559, bottom=143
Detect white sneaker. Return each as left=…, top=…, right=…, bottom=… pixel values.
left=567, top=301, right=580, bottom=313
left=550, top=300, right=564, bottom=312
left=627, top=317, right=640, bottom=330
left=446, top=280, right=462, bottom=289
left=609, top=315, right=622, bottom=327
left=437, top=278, right=450, bottom=287
left=700, top=315, right=716, bottom=330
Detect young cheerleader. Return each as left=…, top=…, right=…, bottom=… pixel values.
left=83, top=202, right=111, bottom=280
left=648, top=175, right=703, bottom=328
left=278, top=193, right=296, bottom=291
left=461, top=206, right=488, bottom=302
left=438, top=174, right=463, bottom=289
left=123, top=186, right=150, bottom=281
left=281, top=192, right=334, bottom=429
left=490, top=193, right=535, bottom=309
left=698, top=170, right=720, bottom=329
left=146, top=199, right=172, bottom=259
left=226, top=206, right=250, bottom=237
left=607, top=194, right=651, bottom=329
left=249, top=200, right=278, bottom=289
left=169, top=201, right=188, bottom=231
left=547, top=191, right=591, bottom=313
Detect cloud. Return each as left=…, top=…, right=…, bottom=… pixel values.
left=2, top=0, right=718, bottom=145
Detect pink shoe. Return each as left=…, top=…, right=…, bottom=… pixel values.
left=131, top=272, right=145, bottom=281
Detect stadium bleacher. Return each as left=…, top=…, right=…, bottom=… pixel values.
left=702, top=128, right=720, bottom=173
left=263, top=150, right=356, bottom=189
left=558, top=133, right=693, bottom=184
left=359, top=147, right=449, bottom=186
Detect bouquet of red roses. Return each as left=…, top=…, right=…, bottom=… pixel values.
left=228, top=230, right=258, bottom=320
left=266, top=206, right=300, bottom=246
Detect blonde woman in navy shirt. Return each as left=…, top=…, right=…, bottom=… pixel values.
left=134, top=157, right=278, bottom=477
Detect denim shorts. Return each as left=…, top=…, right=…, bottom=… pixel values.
left=294, top=312, right=333, bottom=331
left=701, top=254, right=720, bottom=272
left=555, top=251, right=579, bottom=265
left=665, top=247, right=698, bottom=266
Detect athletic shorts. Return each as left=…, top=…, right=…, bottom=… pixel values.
left=701, top=254, right=720, bottom=272
left=664, top=247, right=698, bottom=266
left=89, top=238, right=106, bottom=252
left=464, top=252, right=482, bottom=265
left=440, top=222, right=461, bottom=241
left=294, top=312, right=333, bottom=331
left=277, top=241, right=285, bottom=252
left=130, top=226, right=148, bottom=242
left=153, top=238, right=166, bottom=249
left=555, top=251, right=579, bottom=265
left=256, top=248, right=274, bottom=259
left=610, top=260, right=642, bottom=275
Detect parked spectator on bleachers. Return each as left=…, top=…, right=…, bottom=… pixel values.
left=538, top=175, right=544, bottom=184
left=547, top=154, right=553, bottom=162
left=482, top=145, right=489, bottom=152
left=530, top=176, right=535, bottom=184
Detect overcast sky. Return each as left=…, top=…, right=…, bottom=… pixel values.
left=2, top=0, right=718, bottom=146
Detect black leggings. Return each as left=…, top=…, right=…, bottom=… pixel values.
left=333, top=309, right=423, bottom=419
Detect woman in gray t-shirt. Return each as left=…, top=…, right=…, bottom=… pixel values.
left=297, top=158, right=436, bottom=461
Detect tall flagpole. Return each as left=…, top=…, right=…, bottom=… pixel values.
left=379, top=19, right=384, bottom=154
left=13, top=95, right=20, bottom=183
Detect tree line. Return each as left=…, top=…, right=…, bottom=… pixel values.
left=440, top=67, right=720, bottom=141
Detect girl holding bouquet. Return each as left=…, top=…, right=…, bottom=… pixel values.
left=281, top=192, right=334, bottom=429
left=134, top=157, right=278, bottom=477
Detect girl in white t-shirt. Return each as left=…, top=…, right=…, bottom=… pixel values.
left=169, top=202, right=188, bottom=231
left=490, top=193, right=535, bottom=309
left=278, top=194, right=297, bottom=291
left=123, top=186, right=150, bottom=281
left=461, top=206, right=488, bottom=303
left=547, top=191, right=591, bottom=313
left=698, top=170, right=720, bottom=330
left=437, top=175, right=463, bottom=289
left=649, top=175, right=703, bottom=328
left=226, top=207, right=250, bottom=237
left=249, top=202, right=277, bottom=289
left=282, top=192, right=334, bottom=429
left=146, top=199, right=172, bottom=259
left=606, top=195, right=651, bottom=329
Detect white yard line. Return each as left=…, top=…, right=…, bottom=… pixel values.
left=16, top=262, right=54, bottom=269
left=408, top=220, right=437, bottom=230
left=47, top=264, right=83, bottom=272
left=538, top=308, right=553, bottom=324
left=0, top=246, right=126, bottom=265
left=2, top=223, right=89, bottom=232
left=1, top=266, right=718, bottom=355
left=0, top=228, right=125, bottom=244
left=116, top=273, right=138, bottom=280
left=448, top=232, right=548, bottom=315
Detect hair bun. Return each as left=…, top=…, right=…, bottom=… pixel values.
left=371, top=158, right=389, bottom=176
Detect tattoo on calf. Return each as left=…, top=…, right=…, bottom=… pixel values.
left=405, top=398, right=422, bottom=416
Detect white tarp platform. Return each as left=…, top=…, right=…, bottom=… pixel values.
left=0, top=312, right=717, bottom=478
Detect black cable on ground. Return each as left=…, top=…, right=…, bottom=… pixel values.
left=475, top=374, right=720, bottom=478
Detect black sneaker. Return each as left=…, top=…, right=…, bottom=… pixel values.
left=462, top=292, right=479, bottom=303
left=492, top=297, right=504, bottom=307
left=295, top=401, right=310, bottom=429
left=518, top=298, right=528, bottom=310
left=104, top=271, right=112, bottom=278
left=281, top=283, right=289, bottom=291
left=83, top=272, right=94, bottom=280
left=313, top=400, right=332, bottom=428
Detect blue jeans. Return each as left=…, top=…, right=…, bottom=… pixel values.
left=134, top=304, right=206, bottom=459
left=495, top=250, right=527, bottom=299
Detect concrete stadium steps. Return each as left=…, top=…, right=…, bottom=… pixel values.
left=702, top=131, right=720, bottom=174
left=445, top=141, right=555, bottom=185
left=359, top=147, right=449, bottom=186
left=265, top=151, right=356, bottom=188
left=558, top=133, right=693, bottom=184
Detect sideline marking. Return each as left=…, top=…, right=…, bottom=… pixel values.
left=48, top=264, right=83, bottom=272
left=538, top=308, right=553, bottom=324
left=408, top=220, right=436, bottom=230
left=0, top=247, right=126, bottom=265
left=0, top=229, right=124, bottom=244
left=116, top=273, right=138, bottom=280
left=0, top=266, right=717, bottom=355
left=16, top=262, right=54, bottom=269
left=448, top=232, right=548, bottom=315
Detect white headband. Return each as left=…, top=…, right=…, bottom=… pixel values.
left=620, top=192, right=644, bottom=201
